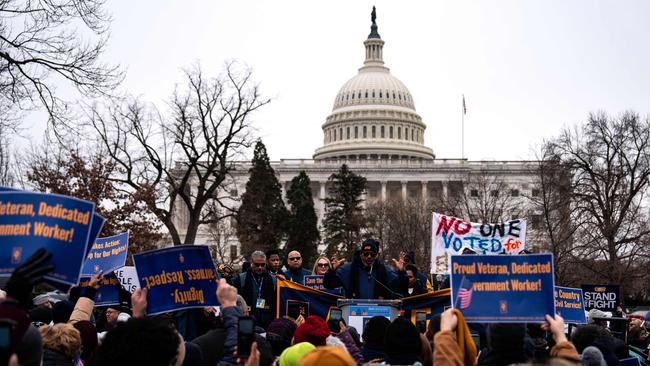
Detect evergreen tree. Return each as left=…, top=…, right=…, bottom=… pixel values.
left=323, top=164, right=367, bottom=258
left=236, top=140, right=288, bottom=257
left=285, top=171, right=320, bottom=266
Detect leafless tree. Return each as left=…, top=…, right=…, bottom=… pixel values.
left=544, top=112, right=650, bottom=293
left=438, top=169, right=524, bottom=223
left=204, top=202, right=238, bottom=265
left=366, top=198, right=433, bottom=272
left=0, top=0, right=122, bottom=132
left=90, top=62, right=269, bottom=245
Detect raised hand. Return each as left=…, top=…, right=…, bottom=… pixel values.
left=131, top=288, right=148, bottom=318
left=216, top=278, right=238, bottom=308
left=88, top=271, right=104, bottom=289
left=330, top=256, right=346, bottom=270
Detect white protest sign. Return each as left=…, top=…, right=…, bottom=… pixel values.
left=114, top=266, right=140, bottom=293
left=430, top=212, right=527, bottom=274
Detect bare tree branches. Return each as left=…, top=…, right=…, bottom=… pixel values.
left=0, top=0, right=123, bottom=133
left=90, top=62, right=269, bottom=245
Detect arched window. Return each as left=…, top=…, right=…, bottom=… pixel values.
left=398, top=127, right=401, bottom=139
left=372, top=90, right=375, bottom=98
left=389, top=126, right=393, bottom=138
left=372, top=126, right=376, bottom=138
left=365, top=91, right=368, bottom=98
left=411, top=129, right=414, bottom=141
left=363, top=126, right=367, bottom=138
left=380, top=126, right=385, bottom=138
left=346, top=127, right=350, bottom=139
left=339, top=128, right=343, bottom=140
left=354, top=126, right=358, bottom=138
left=351, top=93, right=354, bottom=100
left=358, top=92, right=361, bottom=99
left=379, top=91, right=383, bottom=98
left=405, top=128, right=409, bottom=140
left=333, top=129, right=337, bottom=141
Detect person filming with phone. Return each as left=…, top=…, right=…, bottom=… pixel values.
left=323, top=239, right=407, bottom=299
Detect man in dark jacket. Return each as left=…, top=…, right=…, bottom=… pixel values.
left=323, top=239, right=407, bottom=299
left=283, top=250, right=311, bottom=284
left=231, top=251, right=276, bottom=329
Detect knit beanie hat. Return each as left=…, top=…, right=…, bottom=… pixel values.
left=298, top=346, right=356, bottom=366
left=280, top=342, right=316, bottom=366
left=362, top=316, right=390, bottom=346
left=268, top=318, right=298, bottom=342
left=582, top=346, right=607, bottom=366
left=384, top=317, right=422, bottom=364
left=52, top=300, right=74, bottom=324
left=293, top=316, right=330, bottom=346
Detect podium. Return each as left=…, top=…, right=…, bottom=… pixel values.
left=338, top=299, right=402, bottom=337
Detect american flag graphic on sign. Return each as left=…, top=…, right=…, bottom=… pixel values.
left=455, top=276, right=473, bottom=310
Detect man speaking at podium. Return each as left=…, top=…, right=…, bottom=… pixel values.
left=323, top=239, right=408, bottom=299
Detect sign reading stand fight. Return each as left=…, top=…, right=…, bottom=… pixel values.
left=81, top=232, right=129, bottom=276
left=431, top=213, right=527, bottom=274
left=554, top=286, right=586, bottom=324
left=133, top=245, right=219, bottom=315
left=581, top=284, right=620, bottom=312
left=450, top=253, right=555, bottom=323
left=0, top=191, right=96, bottom=286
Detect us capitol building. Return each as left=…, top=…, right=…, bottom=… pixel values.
left=174, top=11, right=541, bottom=260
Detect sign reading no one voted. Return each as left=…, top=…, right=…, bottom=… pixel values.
left=450, top=254, right=555, bottom=322
left=133, top=245, right=219, bottom=315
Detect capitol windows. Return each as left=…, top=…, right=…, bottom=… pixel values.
left=372, top=126, right=376, bottom=138
left=389, top=126, right=393, bottom=138
left=333, top=129, right=337, bottom=141
left=358, top=92, right=361, bottom=99
left=354, top=126, right=358, bottom=138
left=411, top=129, right=414, bottom=141
left=365, top=91, right=368, bottom=98
left=380, top=126, right=385, bottom=138
left=339, top=128, right=343, bottom=140
left=379, top=91, right=383, bottom=98
left=405, top=128, right=409, bottom=140
left=346, top=127, right=350, bottom=139
left=372, top=90, right=375, bottom=98
left=398, top=127, right=401, bottom=139
left=363, top=126, right=367, bottom=138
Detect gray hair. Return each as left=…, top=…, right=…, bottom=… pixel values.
left=251, top=250, right=266, bottom=261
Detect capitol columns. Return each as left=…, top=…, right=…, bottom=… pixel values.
left=401, top=180, right=408, bottom=201
left=380, top=181, right=387, bottom=201
left=442, top=180, right=449, bottom=201
left=421, top=181, right=428, bottom=202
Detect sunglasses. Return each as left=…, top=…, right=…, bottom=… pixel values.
left=317, top=263, right=330, bottom=268
left=253, top=262, right=266, bottom=267
left=361, top=251, right=377, bottom=257
left=288, top=257, right=301, bottom=261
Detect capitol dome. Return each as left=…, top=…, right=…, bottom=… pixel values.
left=313, top=12, right=435, bottom=161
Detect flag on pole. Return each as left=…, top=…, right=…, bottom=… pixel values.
left=462, top=95, right=467, bottom=115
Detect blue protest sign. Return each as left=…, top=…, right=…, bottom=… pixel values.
left=0, top=191, right=95, bottom=286
left=554, top=286, right=586, bottom=324
left=79, top=273, right=122, bottom=307
left=581, top=284, right=620, bottom=312
left=450, top=254, right=555, bottom=322
left=0, top=187, right=104, bottom=258
left=81, top=232, right=129, bottom=276
left=303, top=275, right=325, bottom=290
left=133, top=245, right=219, bottom=315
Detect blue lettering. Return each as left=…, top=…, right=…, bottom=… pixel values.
left=490, top=239, right=502, bottom=252
left=463, top=236, right=479, bottom=250
left=441, top=231, right=454, bottom=249
left=478, top=239, right=489, bottom=251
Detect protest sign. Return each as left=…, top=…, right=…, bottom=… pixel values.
left=0, top=191, right=96, bottom=285
left=277, top=278, right=341, bottom=319
left=115, top=266, right=140, bottom=293
left=0, top=187, right=105, bottom=259
left=79, top=273, right=122, bottom=307
left=303, top=275, right=325, bottom=291
left=554, top=286, right=586, bottom=324
left=133, top=245, right=219, bottom=315
left=450, top=253, right=555, bottom=322
left=431, top=213, right=527, bottom=274
left=581, top=284, right=620, bottom=312
left=81, top=232, right=129, bottom=276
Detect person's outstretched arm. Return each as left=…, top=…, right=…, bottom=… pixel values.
left=433, top=308, right=463, bottom=366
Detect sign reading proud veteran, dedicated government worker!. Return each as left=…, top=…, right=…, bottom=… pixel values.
left=450, top=254, right=555, bottom=322
left=0, top=191, right=97, bottom=286
left=133, top=245, right=220, bottom=315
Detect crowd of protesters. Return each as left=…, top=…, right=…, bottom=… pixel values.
left=1, top=242, right=649, bottom=366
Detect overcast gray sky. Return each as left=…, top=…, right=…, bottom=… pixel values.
left=47, top=0, right=650, bottom=161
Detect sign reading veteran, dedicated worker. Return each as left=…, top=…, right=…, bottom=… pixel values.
left=133, top=245, right=219, bottom=315
left=0, top=191, right=96, bottom=285
left=554, top=286, right=586, bottom=324
left=450, top=253, right=555, bottom=322
left=431, top=213, right=527, bottom=274
left=581, top=284, right=620, bottom=312
left=81, top=232, right=129, bottom=276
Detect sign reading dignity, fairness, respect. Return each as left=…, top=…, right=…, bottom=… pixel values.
left=133, top=245, right=219, bottom=315
left=431, top=213, right=527, bottom=274
left=450, top=254, right=555, bottom=323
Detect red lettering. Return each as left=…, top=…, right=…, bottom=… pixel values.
left=435, top=215, right=455, bottom=236
left=455, top=220, right=472, bottom=235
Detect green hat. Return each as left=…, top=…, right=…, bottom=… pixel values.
left=279, top=342, right=316, bottom=366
